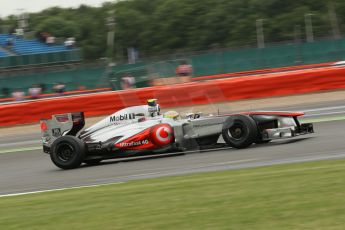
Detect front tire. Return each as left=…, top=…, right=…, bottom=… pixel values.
left=222, top=115, right=258, bottom=149
left=50, top=136, right=85, bottom=169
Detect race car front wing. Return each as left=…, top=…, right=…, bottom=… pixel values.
left=261, top=123, right=314, bottom=140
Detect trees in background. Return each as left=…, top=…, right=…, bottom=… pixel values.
left=1, top=0, right=345, bottom=60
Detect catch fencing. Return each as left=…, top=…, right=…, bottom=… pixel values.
left=0, top=49, right=81, bottom=69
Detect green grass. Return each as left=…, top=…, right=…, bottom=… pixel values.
left=1, top=159, right=345, bottom=230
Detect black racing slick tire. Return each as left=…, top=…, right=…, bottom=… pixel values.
left=222, top=115, right=258, bottom=149
left=50, top=136, right=85, bottom=169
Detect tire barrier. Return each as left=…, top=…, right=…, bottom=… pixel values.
left=1, top=65, right=345, bottom=127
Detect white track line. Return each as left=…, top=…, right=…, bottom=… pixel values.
left=0, top=146, right=42, bottom=154
left=0, top=182, right=124, bottom=198
left=303, top=105, right=345, bottom=112
left=303, top=111, right=345, bottom=117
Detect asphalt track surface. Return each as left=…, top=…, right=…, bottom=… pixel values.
left=1, top=100, right=345, bottom=196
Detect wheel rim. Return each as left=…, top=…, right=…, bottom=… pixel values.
left=56, top=143, right=75, bottom=162
left=228, top=122, right=247, bottom=140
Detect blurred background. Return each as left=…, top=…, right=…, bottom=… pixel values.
left=2, top=2, right=345, bottom=228
left=1, top=0, right=345, bottom=101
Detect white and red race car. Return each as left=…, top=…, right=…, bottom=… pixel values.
left=40, top=99, right=314, bottom=169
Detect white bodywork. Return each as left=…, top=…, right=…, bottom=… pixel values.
left=84, top=105, right=151, bottom=134
left=79, top=105, right=225, bottom=146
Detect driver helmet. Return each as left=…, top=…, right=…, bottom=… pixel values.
left=163, top=111, right=180, bottom=120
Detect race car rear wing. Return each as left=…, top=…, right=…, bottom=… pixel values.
left=40, top=112, right=85, bottom=149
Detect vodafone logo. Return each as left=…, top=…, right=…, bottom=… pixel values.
left=151, top=124, right=174, bottom=145
left=156, top=127, right=171, bottom=142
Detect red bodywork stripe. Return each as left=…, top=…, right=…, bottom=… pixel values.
left=114, top=127, right=154, bottom=150
left=241, top=111, right=305, bottom=117
left=114, top=124, right=174, bottom=151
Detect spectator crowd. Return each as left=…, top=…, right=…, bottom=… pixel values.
left=0, top=83, right=66, bottom=102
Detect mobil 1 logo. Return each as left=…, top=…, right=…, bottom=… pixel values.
left=110, top=113, right=136, bottom=123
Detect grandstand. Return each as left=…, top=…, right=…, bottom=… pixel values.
left=0, top=33, right=84, bottom=100
left=0, top=34, right=69, bottom=55
left=0, top=50, right=8, bottom=57
left=0, top=34, right=82, bottom=69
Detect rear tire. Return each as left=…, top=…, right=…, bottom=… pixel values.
left=50, top=136, right=85, bottom=169
left=222, top=115, right=258, bottom=149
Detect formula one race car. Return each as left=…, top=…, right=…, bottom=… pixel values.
left=40, top=99, right=314, bottom=169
